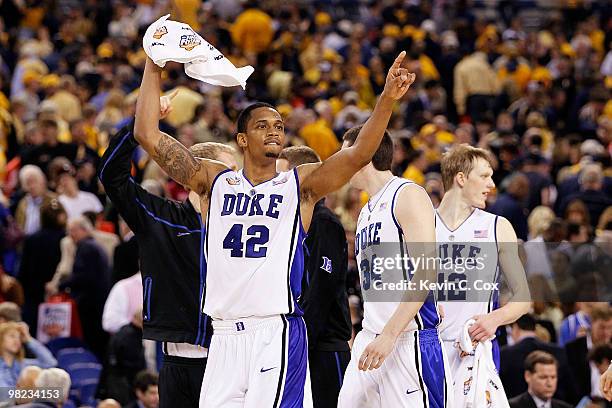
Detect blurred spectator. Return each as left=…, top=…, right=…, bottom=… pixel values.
left=558, top=164, right=612, bottom=229
left=566, top=306, right=612, bottom=400
left=102, top=271, right=142, bottom=335
left=15, top=165, right=56, bottom=234
left=97, top=399, right=121, bottom=408
left=508, top=350, right=572, bottom=408
left=489, top=172, right=530, bottom=241
left=0, top=302, right=22, bottom=323
left=111, top=217, right=139, bottom=284
left=104, top=309, right=146, bottom=405
left=20, top=119, right=77, bottom=174
left=15, top=365, right=42, bottom=404
left=559, top=302, right=600, bottom=347
left=521, top=153, right=553, bottom=211
left=231, top=2, right=274, bottom=55
left=0, top=321, right=56, bottom=388
left=56, top=162, right=103, bottom=219
left=453, top=49, right=500, bottom=122
left=21, top=367, right=71, bottom=408
left=500, top=314, right=576, bottom=403
left=126, top=370, right=159, bottom=408
left=58, top=216, right=110, bottom=359
left=18, top=198, right=66, bottom=329
left=589, top=345, right=612, bottom=399
left=402, top=149, right=427, bottom=186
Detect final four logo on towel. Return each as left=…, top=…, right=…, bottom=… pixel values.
left=320, top=256, right=332, bottom=273
left=152, top=26, right=168, bottom=39
left=226, top=176, right=241, bottom=185
left=179, top=34, right=201, bottom=51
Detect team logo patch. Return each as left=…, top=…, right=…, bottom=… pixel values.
left=235, top=322, right=245, bottom=331
left=379, top=202, right=388, bottom=211
left=152, top=26, right=168, bottom=39
left=272, top=175, right=289, bottom=185
left=320, top=256, right=332, bottom=273
left=226, top=176, right=241, bottom=185
left=179, top=34, right=201, bottom=51
left=474, top=229, right=488, bottom=238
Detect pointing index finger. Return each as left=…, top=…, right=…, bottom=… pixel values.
left=391, top=51, right=407, bottom=69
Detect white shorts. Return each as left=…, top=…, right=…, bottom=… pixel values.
left=199, top=315, right=309, bottom=408
left=338, top=328, right=453, bottom=408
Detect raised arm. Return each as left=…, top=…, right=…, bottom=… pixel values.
left=299, top=52, right=415, bottom=202
left=359, top=185, right=436, bottom=370
left=134, top=58, right=221, bottom=194
left=468, top=216, right=531, bottom=342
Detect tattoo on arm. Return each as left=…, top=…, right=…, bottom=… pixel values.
left=153, top=134, right=204, bottom=192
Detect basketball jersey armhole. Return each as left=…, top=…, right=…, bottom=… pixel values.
left=293, top=167, right=306, bottom=237
left=391, top=181, right=412, bottom=232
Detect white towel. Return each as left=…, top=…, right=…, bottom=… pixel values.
left=143, top=15, right=254, bottom=89
left=454, top=319, right=510, bottom=408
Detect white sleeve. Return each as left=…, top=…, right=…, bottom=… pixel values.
left=102, top=283, right=130, bottom=334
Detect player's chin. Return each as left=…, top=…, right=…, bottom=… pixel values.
left=263, top=145, right=282, bottom=158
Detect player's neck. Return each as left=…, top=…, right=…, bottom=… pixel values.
left=437, top=189, right=475, bottom=229
left=242, top=159, right=278, bottom=186
left=363, top=170, right=394, bottom=197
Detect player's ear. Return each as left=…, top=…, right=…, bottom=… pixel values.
left=455, top=172, right=466, bottom=188
left=236, top=132, right=248, bottom=149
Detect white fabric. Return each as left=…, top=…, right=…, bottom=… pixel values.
left=58, top=191, right=103, bottom=219
left=338, top=328, right=453, bottom=408
left=143, top=15, right=254, bottom=89
left=356, top=177, right=439, bottom=334
left=436, top=208, right=500, bottom=342
left=102, top=273, right=143, bottom=334
left=199, top=315, right=311, bottom=408
left=164, top=342, right=208, bottom=358
left=204, top=170, right=302, bottom=320
left=453, top=319, right=509, bottom=408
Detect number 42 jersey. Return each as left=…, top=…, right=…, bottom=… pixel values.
left=204, top=168, right=305, bottom=320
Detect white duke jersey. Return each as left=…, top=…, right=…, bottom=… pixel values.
left=436, top=208, right=500, bottom=342
left=204, top=168, right=305, bottom=320
left=355, top=177, right=440, bottom=334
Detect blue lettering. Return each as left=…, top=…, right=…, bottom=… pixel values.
left=372, top=223, right=381, bottom=245
left=467, top=245, right=481, bottom=258
left=266, top=194, right=283, bottom=219
left=235, top=193, right=251, bottom=216
left=249, top=194, right=264, bottom=216
left=451, top=244, right=465, bottom=261
left=355, top=234, right=360, bottom=256
left=439, top=244, right=449, bottom=259
left=360, top=229, right=367, bottom=251
left=221, top=194, right=236, bottom=215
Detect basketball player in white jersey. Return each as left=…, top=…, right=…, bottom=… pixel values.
left=338, top=128, right=451, bottom=408
left=133, top=52, right=415, bottom=407
left=435, top=145, right=530, bottom=387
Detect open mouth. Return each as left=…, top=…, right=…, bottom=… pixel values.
left=264, top=140, right=281, bottom=146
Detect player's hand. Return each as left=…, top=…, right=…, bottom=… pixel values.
left=468, top=314, right=499, bottom=342
left=601, top=365, right=612, bottom=401
left=160, top=89, right=178, bottom=119
left=358, top=333, right=395, bottom=371
left=382, top=51, right=416, bottom=101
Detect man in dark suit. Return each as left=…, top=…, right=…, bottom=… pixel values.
left=126, top=370, right=159, bottom=408
left=509, top=351, right=572, bottom=408
left=565, top=306, right=612, bottom=400
left=501, top=314, right=576, bottom=403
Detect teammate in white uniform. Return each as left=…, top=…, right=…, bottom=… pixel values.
left=435, top=145, right=530, bottom=398
left=133, top=52, right=416, bottom=407
left=338, top=129, right=451, bottom=408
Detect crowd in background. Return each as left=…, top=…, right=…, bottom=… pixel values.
left=0, top=0, right=611, bottom=407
